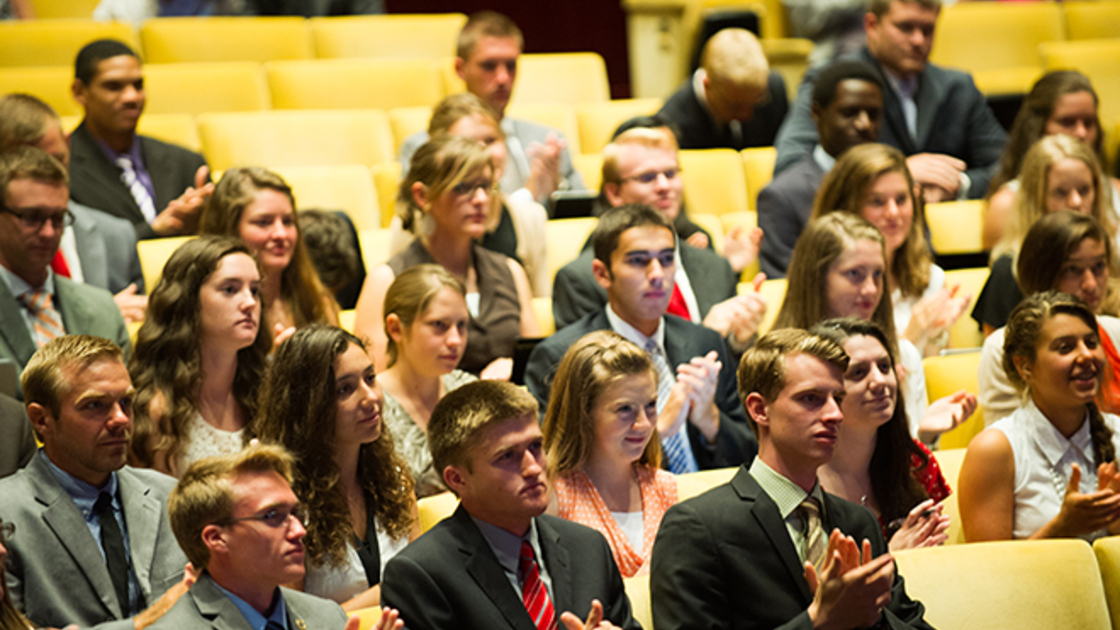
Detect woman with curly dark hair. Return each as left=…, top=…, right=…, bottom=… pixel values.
left=253, top=325, right=418, bottom=611
left=129, top=235, right=270, bottom=476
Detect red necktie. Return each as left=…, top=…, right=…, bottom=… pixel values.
left=519, top=541, right=557, bottom=630
left=50, top=251, right=71, bottom=278
left=666, top=284, right=691, bottom=320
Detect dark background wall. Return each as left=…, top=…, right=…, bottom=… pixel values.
left=386, top=0, right=632, bottom=98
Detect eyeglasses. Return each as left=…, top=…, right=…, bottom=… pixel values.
left=0, top=521, right=13, bottom=540
left=451, top=179, right=494, bottom=197
left=1, top=205, right=75, bottom=232
left=621, top=168, right=681, bottom=185
left=218, top=505, right=307, bottom=530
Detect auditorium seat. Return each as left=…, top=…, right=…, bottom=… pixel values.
left=760, top=38, right=813, bottom=102
left=931, top=447, right=965, bottom=545
left=1039, top=40, right=1120, bottom=138
left=197, top=110, right=395, bottom=171
left=929, top=2, right=1062, bottom=96
left=1063, top=2, right=1120, bottom=41
left=358, top=228, right=392, bottom=271
left=338, top=309, right=356, bottom=334
left=351, top=606, right=383, bottom=630
left=417, top=491, right=459, bottom=533
left=137, top=235, right=194, bottom=291
left=675, top=466, right=737, bottom=501
left=623, top=575, right=652, bottom=630
left=267, top=59, right=447, bottom=111
left=310, top=14, right=467, bottom=59
left=546, top=218, right=598, bottom=282
left=575, top=98, right=663, bottom=156
left=1092, top=536, right=1120, bottom=630
left=533, top=297, right=555, bottom=336
left=573, top=153, right=603, bottom=192
left=742, top=277, right=785, bottom=336
left=60, top=113, right=203, bottom=153
left=0, top=20, right=139, bottom=68
left=509, top=53, right=611, bottom=106
left=680, top=149, right=750, bottom=217
left=689, top=212, right=726, bottom=254
left=371, top=162, right=403, bottom=228
left=505, top=103, right=582, bottom=156
left=388, top=106, right=434, bottom=155
left=923, top=350, right=983, bottom=450
left=140, top=17, right=313, bottom=64
left=26, top=0, right=98, bottom=18
left=741, top=146, right=776, bottom=211
left=0, top=66, right=80, bottom=116
left=270, top=164, right=380, bottom=231
left=894, top=539, right=1110, bottom=630
left=942, top=266, right=989, bottom=350
left=144, top=62, right=271, bottom=116
left=925, top=200, right=985, bottom=255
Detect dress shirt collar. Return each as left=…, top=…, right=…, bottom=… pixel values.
left=881, top=66, right=918, bottom=99
left=471, top=515, right=546, bottom=578
left=94, top=133, right=144, bottom=168
left=214, top=578, right=289, bottom=630
left=41, top=449, right=119, bottom=509
left=605, top=304, right=666, bottom=354
left=812, top=144, right=837, bottom=173
left=1025, top=398, right=1095, bottom=470
left=0, top=263, right=55, bottom=295
left=749, top=456, right=825, bottom=521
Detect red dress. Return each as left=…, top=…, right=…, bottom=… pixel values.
left=877, top=440, right=952, bottom=537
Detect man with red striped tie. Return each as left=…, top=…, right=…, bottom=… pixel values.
left=0, top=146, right=130, bottom=397
left=383, top=380, right=641, bottom=630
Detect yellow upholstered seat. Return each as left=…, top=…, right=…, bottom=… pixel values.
left=675, top=467, right=737, bottom=501
left=533, top=297, right=555, bottom=336
left=741, top=146, right=777, bottom=211
left=680, top=149, right=749, bottom=217
left=137, top=235, right=195, bottom=291
left=358, top=228, right=392, bottom=271
left=925, top=199, right=985, bottom=255
left=270, top=164, right=380, bottom=231
left=267, top=59, right=447, bottom=111
left=1064, top=2, right=1120, bottom=41
left=337, top=309, right=356, bottom=334
left=140, top=17, right=312, bottom=64
left=0, top=20, right=139, bottom=68
left=388, top=106, right=433, bottom=155
left=198, top=109, right=394, bottom=171
left=894, top=539, right=1110, bottom=630
left=0, top=66, right=81, bottom=116
left=143, top=62, right=270, bottom=116
left=504, top=102, right=582, bottom=156
left=575, top=98, right=663, bottom=156
left=509, top=53, right=611, bottom=106
left=623, top=575, right=652, bottom=630
left=931, top=448, right=965, bottom=545
left=1092, top=536, right=1120, bottom=630
left=923, top=351, right=983, bottom=450
left=929, top=2, right=1062, bottom=95
left=417, top=491, right=459, bottom=533
left=310, top=13, right=466, bottom=59
left=942, top=267, right=989, bottom=350
left=350, top=606, right=383, bottom=630
left=573, top=153, right=603, bottom=193
left=371, top=162, right=403, bottom=228
left=689, top=212, right=726, bottom=254
left=1040, top=39, right=1120, bottom=135
left=546, top=218, right=598, bottom=282
left=761, top=38, right=813, bottom=102
left=26, top=0, right=99, bottom=18
left=742, top=277, right=786, bottom=336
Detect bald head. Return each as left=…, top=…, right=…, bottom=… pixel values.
left=700, top=29, right=770, bottom=123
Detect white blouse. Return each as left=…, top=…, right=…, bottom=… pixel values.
left=303, top=518, right=410, bottom=604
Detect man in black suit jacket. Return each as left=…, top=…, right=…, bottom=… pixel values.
left=68, top=39, right=212, bottom=240
left=650, top=329, right=934, bottom=630
left=530, top=205, right=758, bottom=471
left=773, top=0, right=1007, bottom=201
left=759, top=60, right=884, bottom=278
left=658, top=28, right=789, bottom=151
left=382, top=381, right=639, bottom=630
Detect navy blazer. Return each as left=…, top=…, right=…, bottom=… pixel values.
left=757, top=157, right=826, bottom=279
left=658, top=72, right=790, bottom=151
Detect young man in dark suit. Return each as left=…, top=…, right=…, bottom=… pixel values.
left=528, top=204, right=757, bottom=473
left=382, top=380, right=639, bottom=630
left=650, top=328, right=934, bottom=630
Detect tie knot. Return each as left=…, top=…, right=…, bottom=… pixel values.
left=799, top=496, right=820, bottom=517
left=115, top=155, right=134, bottom=170
left=18, top=288, right=50, bottom=313
left=94, top=491, right=114, bottom=515
left=644, top=339, right=659, bottom=354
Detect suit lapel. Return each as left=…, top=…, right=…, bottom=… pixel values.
left=139, top=136, right=176, bottom=212
left=118, top=469, right=161, bottom=599
left=55, top=276, right=95, bottom=335
left=0, top=279, right=37, bottom=368
left=28, top=455, right=124, bottom=618
left=69, top=124, right=144, bottom=224
left=452, top=507, right=537, bottom=630
left=536, top=517, right=573, bottom=616
left=732, top=468, right=813, bottom=603
left=190, top=574, right=255, bottom=630
left=859, top=50, right=915, bottom=154
left=69, top=206, right=109, bottom=290
left=913, top=72, right=944, bottom=149
left=661, top=316, right=690, bottom=369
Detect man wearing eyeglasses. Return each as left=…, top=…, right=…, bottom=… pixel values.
left=153, top=444, right=399, bottom=630
left=0, top=146, right=130, bottom=396
left=0, top=335, right=189, bottom=629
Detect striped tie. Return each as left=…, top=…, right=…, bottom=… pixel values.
left=519, top=541, right=557, bottom=630
left=645, top=340, right=698, bottom=474
left=799, top=496, right=825, bottom=571
left=18, top=288, right=64, bottom=348
left=115, top=155, right=158, bottom=223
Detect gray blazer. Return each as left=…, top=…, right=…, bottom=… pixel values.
left=757, top=157, right=826, bottom=279
left=0, top=456, right=187, bottom=630
left=71, top=201, right=146, bottom=294
left=0, top=391, right=34, bottom=478
left=149, top=573, right=348, bottom=630
left=0, top=274, right=130, bottom=396
left=773, top=47, right=1007, bottom=198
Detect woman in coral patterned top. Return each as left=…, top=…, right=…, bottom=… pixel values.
left=541, top=330, right=677, bottom=577
left=812, top=318, right=952, bottom=551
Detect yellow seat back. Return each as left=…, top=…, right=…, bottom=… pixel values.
left=358, top=229, right=392, bottom=271
left=310, top=13, right=466, bottom=59
left=198, top=109, right=394, bottom=171
left=27, top=0, right=99, bottom=18
left=137, top=236, right=195, bottom=291
left=923, top=351, right=983, bottom=450
left=505, top=102, right=582, bottom=156
left=546, top=218, right=599, bottom=282
left=761, top=38, right=813, bottom=102
left=144, top=62, right=270, bottom=116
left=894, top=539, right=1110, bottom=630
left=1064, top=2, right=1120, bottom=41
left=689, top=212, right=726, bottom=254
left=533, top=297, right=555, bottom=336
left=741, top=146, right=776, bottom=212
left=417, top=491, right=459, bottom=533
left=271, top=164, right=379, bottom=231
left=575, top=98, right=663, bottom=156
left=675, top=467, right=737, bottom=501
left=267, top=59, right=447, bottom=111
left=371, top=162, right=403, bottom=228
left=388, top=106, right=434, bottom=156
left=743, top=277, right=786, bottom=336
left=925, top=200, right=984, bottom=255
left=623, top=575, right=652, bottom=630
left=1092, top=536, right=1120, bottom=630
left=943, top=267, right=989, bottom=350
left=350, top=606, right=383, bottom=630
left=680, top=149, right=749, bottom=217
left=510, top=53, right=611, bottom=105
left=0, top=20, right=139, bottom=68
left=1040, top=40, right=1120, bottom=133
left=0, top=66, right=80, bottom=116
left=573, top=153, right=603, bottom=193
left=930, top=448, right=965, bottom=545
left=140, top=17, right=312, bottom=64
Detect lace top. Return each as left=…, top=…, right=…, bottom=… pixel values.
left=177, top=413, right=244, bottom=473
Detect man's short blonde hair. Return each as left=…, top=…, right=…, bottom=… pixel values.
left=0, top=94, right=59, bottom=154
left=22, top=335, right=123, bottom=417
left=701, top=28, right=769, bottom=90
left=456, top=11, right=523, bottom=61
left=168, top=444, right=295, bottom=570
left=601, top=126, right=679, bottom=187
left=428, top=381, right=539, bottom=493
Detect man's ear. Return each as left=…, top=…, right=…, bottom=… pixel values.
left=863, top=11, right=879, bottom=36
left=71, top=79, right=88, bottom=107
left=27, top=402, right=51, bottom=440
left=201, top=524, right=226, bottom=555
left=454, top=56, right=467, bottom=81
left=603, top=182, right=624, bottom=208
left=744, top=392, right=771, bottom=430
left=810, top=102, right=822, bottom=127
left=592, top=258, right=612, bottom=291
left=443, top=465, right=467, bottom=496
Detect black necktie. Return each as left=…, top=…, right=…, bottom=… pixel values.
left=94, top=492, right=131, bottom=615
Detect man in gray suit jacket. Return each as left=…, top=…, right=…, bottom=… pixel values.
left=152, top=444, right=376, bottom=630
left=773, top=0, right=1007, bottom=201
left=69, top=39, right=212, bottom=241
left=398, top=12, right=584, bottom=205
left=0, top=147, right=131, bottom=395
left=0, top=335, right=189, bottom=630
